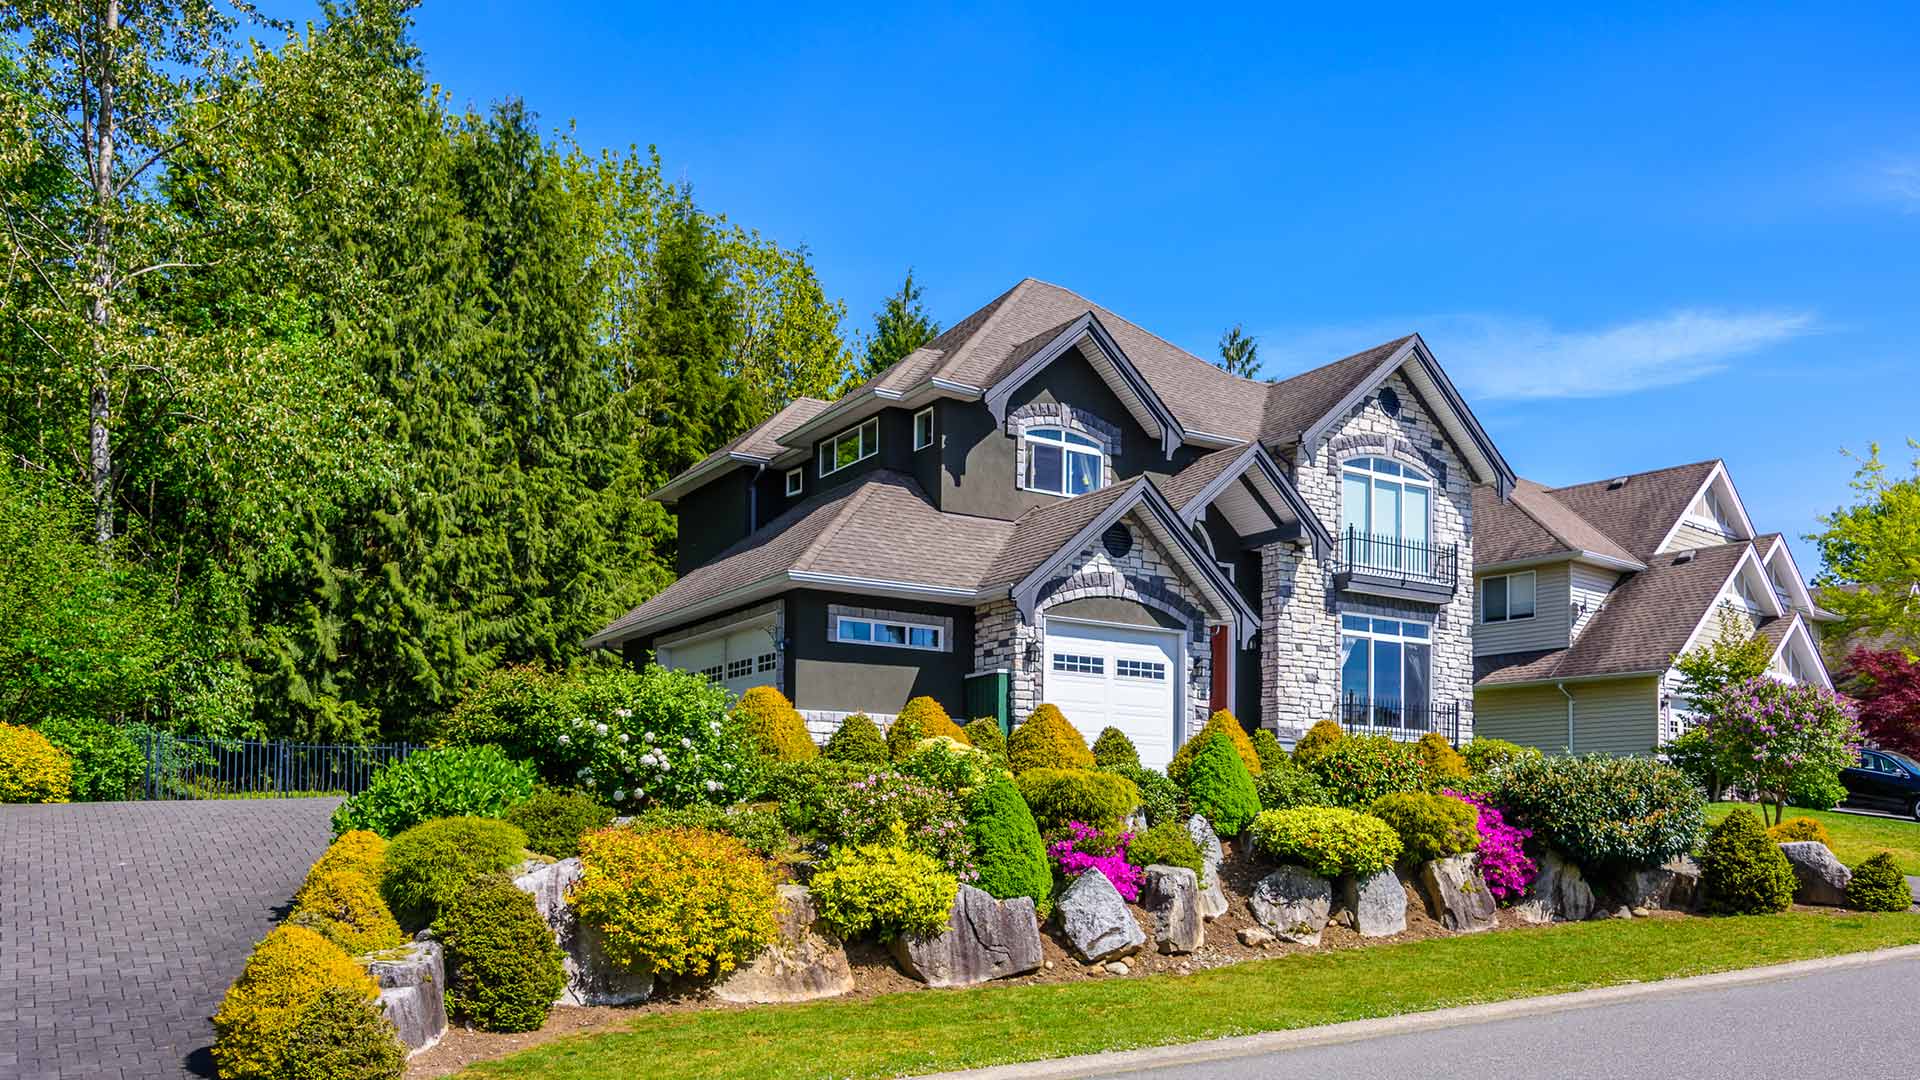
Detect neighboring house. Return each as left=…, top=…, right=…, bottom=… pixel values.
left=587, top=278, right=1515, bottom=768
left=1472, top=460, right=1836, bottom=756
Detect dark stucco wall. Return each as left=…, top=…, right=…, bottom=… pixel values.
left=787, top=589, right=972, bottom=717
left=674, top=468, right=754, bottom=574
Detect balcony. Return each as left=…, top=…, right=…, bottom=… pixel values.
left=1338, top=697, right=1462, bottom=745
left=1331, top=529, right=1458, bottom=602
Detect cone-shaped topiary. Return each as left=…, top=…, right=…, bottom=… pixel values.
left=1291, top=718, right=1345, bottom=763
left=304, top=831, right=389, bottom=887
left=1416, top=732, right=1469, bottom=784
left=1091, top=727, right=1140, bottom=771
left=1250, top=728, right=1288, bottom=772
left=887, top=696, right=969, bottom=759
left=1846, top=851, right=1913, bottom=912
left=1701, top=807, right=1795, bottom=915
left=963, top=718, right=1007, bottom=759
left=1167, top=710, right=1262, bottom=785
left=1006, top=704, right=1094, bottom=773
left=279, top=985, right=404, bottom=1080
left=735, top=686, right=817, bottom=761
left=824, top=712, right=890, bottom=764
left=289, top=869, right=405, bottom=955
left=213, top=925, right=377, bottom=1080
left=435, top=874, right=566, bottom=1032
left=1185, top=732, right=1260, bottom=838
left=965, top=777, right=1053, bottom=913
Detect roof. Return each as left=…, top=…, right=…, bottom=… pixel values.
left=651, top=397, right=830, bottom=501
left=981, top=480, right=1140, bottom=588
left=1544, top=459, right=1721, bottom=562
left=1472, top=479, right=1643, bottom=568
left=1157, top=444, right=1254, bottom=512
left=1258, top=336, right=1414, bottom=447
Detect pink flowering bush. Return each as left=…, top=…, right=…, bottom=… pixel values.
left=1699, top=678, right=1861, bottom=825
left=821, top=771, right=977, bottom=883
left=1446, top=790, right=1536, bottom=902
left=1046, top=821, right=1140, bottom=901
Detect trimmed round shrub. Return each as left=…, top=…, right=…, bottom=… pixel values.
left=756, top=757, right=869, bottom=836
left=1302, top=735, right=1430, bottom=809
left=1184, top=732, right=1260, bottom=838
left=1494, top=754, right=1704, bottom=871
left=212, top=925, right=376, bottom=1080
left=1250, top=728, right=1288, bottom=772
left=1107, top=764, right=1182, bottom=826
left=1416, top=732, right=1469, bottom=785
left=1254, top=759, right=1333, bottom=811
left=1091, top=727, right=1140, bottom=770
left=887, top=696, right=969, bottom=759
left=629, top=802, right=790, bottom=860
left=37, top=717, right=143, bottom=801
left=330, top=745, right=536, bottom=838
left=810, top=841, right=958, bottom=941
left=570, top=826, right=778, bottom=980
left=965, top=777, right=1052, bottom=913
left=1291, top=719, right=1345, bottom=763
left=1014, top=767, right=1140, bottom=834
left=290, top=869, right=405, bottom=955
left=505, top=787, right=616, bottom=859
left=1128, top=819, right=1204, bottom=877
left=380, top=816, right=528, bottom=930
left=1007, top=704, right=1094, bottom=773
left=1368, top=791, right=1480, bottom=865
left=305, top=831, right=388, bottom=886
left=435, top=874, right=565, bottom=1031
left=1787, top=770, right=1847, bottom=811
left=1701, top=807, right=1795, bottom=915
left=1167, top=710, right=1262, bottom=784
left=823, top=713, right=890, bottom=764
left=0, top=722, right=72, bottom=803
left=735, top=686, right=817, bottom=762
left=1462, top=737, right=1536, bottom=776
left=963, top=718, right=1008, bottom=759
left=1767, top=816, right=1834, bottom=847
left=279, top=985, right=404, bottom=1080
left=1846, top=851, right=1913, bottom=912
left=1248, top=807, right=1402, bottom=879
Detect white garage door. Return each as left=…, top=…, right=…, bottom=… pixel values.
left=660, top=620, right=779, bottom=698
left=1043, top=618, right=1181, bottom=770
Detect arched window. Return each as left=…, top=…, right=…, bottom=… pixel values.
left=1024, top=426, right=1103, bottom=496
left=1339, top=456, right=1432, bottom=572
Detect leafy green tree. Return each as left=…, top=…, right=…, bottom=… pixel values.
left=1217, top=323, right=1261, bottom=378
left=857, top=268, right=939, bottom=380
left=722, top=229, right=857, bottom=412
left=1699, top=678, right=1862, bottom=825
left=1813, top=441, right=1920, bottom=651
left=1671, top=603, right=1775, bottom=719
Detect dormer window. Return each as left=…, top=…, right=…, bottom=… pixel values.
left=1024, top=426, right=1103, bottom=496
left=819, top=417, right=879, bottom=477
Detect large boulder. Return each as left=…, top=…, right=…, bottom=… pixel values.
left=1779, top=841, right=1852, bottom=907
left=1248, top=866, right=1333, bottom=945
left=364, top=940, right=446, bottom=1056
left=1417, top=854, right=1496, bottom=932
left=1141, top=865, right=1204, bottom=955
left=1515, top=850, right=1594, bottom=924
left=718, top=885, right=855, bottom=1002
left=513, top=857, right=653, bottom=1005
left=1056, top=870, right=1145, bottom=963
left=1186, top=815, right=1229, bottom=920
left=891, top=884, right=1044, bottom=987
left=1619, top=855, right=1701, bottom=911
left=1336, top=870, right=1408, bottom=937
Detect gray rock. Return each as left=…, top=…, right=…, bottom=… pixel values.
left=1779, top=841, right=1852, bottom=906
left=1248, top=866, right=1333, bottom=945
left=1518, top=850, right=1594, bottom=924
left=1187, top=815, right=1230, bottom=920
left=717, top=885, right=854, bottom=1002
left=1056, top=870, right=1145, bottom=963
left=1124, top=809, right=1150, bottom=834
left=1620, top=854, right=1702, bottom=911
left=1237, top=925, right=1275, bottom=947
left=890, top=884, right=1044, bottom=987
left=1417, top=854, right=1496, bottom=933
left=513, top=857, right=653, bottom=1005
left=1105, top=960, right=1130, bottom=975
left=1141, top=865, right=1204, bottom=955
left=364, top=940, right=446, bottom=1057
left=1337, top=870, right=1408, bottom=937
left=1663, top=856, right=1701, bottom=911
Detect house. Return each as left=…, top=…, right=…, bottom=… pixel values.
left=1472, top=460, right=1836, bottom=755
left=587, top=278, right=1515, bottom=769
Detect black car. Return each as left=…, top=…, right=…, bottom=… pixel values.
left=1839, top=748, right=1920, bottom=820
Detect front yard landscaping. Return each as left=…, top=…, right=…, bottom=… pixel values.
left=1707, top=803, right=1920, bottom=875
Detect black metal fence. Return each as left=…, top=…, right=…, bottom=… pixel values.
left=1338, top=698, right=1462, bottom=745
left=140, top=730, right=419, bottom=800
left=1332, top=529, right=1459, bottom=591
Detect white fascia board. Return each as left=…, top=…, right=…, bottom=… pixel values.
left=1671, top=547, right=1769, bottom=658
left=1762, top=540, right=1818, bottom=614
left=589, top=571, right=1003, bottom=649
left=650, top=450, right=772, bottom=504
left=1652, top=461, right=1754, bottom=553
left=1478, top=668, right=1666, bottom=691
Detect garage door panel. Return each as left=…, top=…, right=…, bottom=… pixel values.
left=1044, top=618, right=1180, bottom=771
left=664, top=621, right=779, bottom=698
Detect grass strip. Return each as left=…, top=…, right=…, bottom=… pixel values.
left=1708, top=802, right=1920, bottom=874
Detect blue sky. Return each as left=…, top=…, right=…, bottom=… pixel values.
left=333, top=3, right=1917, bottom=569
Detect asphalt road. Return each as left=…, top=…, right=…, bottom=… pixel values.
left=1092, top=955, right=1920, bottom=1080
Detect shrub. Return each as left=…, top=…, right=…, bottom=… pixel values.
left=1700, top=678, right=1860, bottom=822
left=1767, top=816, right=1834, bottom=847
left=1787, top=770, right=1847, bottom=812
left=0, top=722, right=71, bottom=803
left=964, top=778, right=1052, bottom=912
left=821, top=770, right=975, bottom=880
left=1302, top=735, right=1429, bottom=809
left=734, top=686, right=817, bottom=762
left=504, top=787, right=615, bottom=859
left=1250, top=728, right=1288, bottom=772
left=963, top=718, right=1007, bottom=759
left=1448, top=789, right=1536, bottom=900
left=1494, top=754, right=1704, bottom=871
left=305, top=831, right=388, bottom=886
left=756, top=757, right=869, bottom=836
left=1248, top=807, right=1402, bottom=879
left=1007, top=704, right=1093, bottom=773
left=1368, top=791, right=1480, bottom=865
left=1254, top=759, right=1333, bottom=811
left=1184, top=732, right=1260, bottom=837
left=1659, top=726, right=1721, bottom=798
left=330, top=746, right=536, bottom=838
left=823, top=713, right=890, bottom=764
left=1091, top=727, right=1140, bottom=770
left=899, top=736, right=1002, bottom=794
left=211, top=925, right=376, bottom=1080
left=37, top=717, right=143, bottom=801
left=289, top=869, right=405, bottom=955
left=1015, top=767, right=1140, bottom=835
left=279, top=985, right=404, bottom=1080
left=1127, top=819, right=1204, bottom=877
left=571, top=826, right=778, bottom=979
left=809, top=840, right=958, bottom=940
left=435, top=874, right=565, bottom=1032
left=1701, top=807, right=1795, bottom=915
left=1167, top=710, right=1262, bottom=784
left=379, top=816, right=528, bottom=929
left=628, top=802, right=790, bottom=861
left=1416, top=732, right=1469, bottom=784
left=1107, top=764, right=1182, bottom=826
left=1846, top=851, right=1913, bottom=912
left=1047, top=821, right=1141, bottom=901
left=1462, top=737, right=1536, bottom=776
left=886, top=696, right=969, bottom=759
left=1291, top=718, right=1345, bottom=763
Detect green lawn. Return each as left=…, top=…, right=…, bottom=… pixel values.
left=1707, top=802, right=1920, bottom=875
left=458, top=912, right=1920, bottom=1080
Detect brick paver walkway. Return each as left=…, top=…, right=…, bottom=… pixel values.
left=1, top=798, right=339, bottom=1079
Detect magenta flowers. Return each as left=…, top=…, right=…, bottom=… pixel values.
left=1446, top=790, right=1536, bottom=901
left=1046, top=821, right=1141, bottom=901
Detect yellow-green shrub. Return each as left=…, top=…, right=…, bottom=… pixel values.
left=1847, top=851, right=1913, bottom=912
left=0, top=722, right=72, bottom=804
left=886, top=696, right=969, bottom=759
left=304, top=831, right=389, bottom=888
left=290, top=869, right=405, bottom=956
left=279, top=985, right=404, bottom=1080
left=1416, top=732, right=1469, bottom=784
left=569, top=826, right=777, bottom=980
left=823, top=712, right=890, bottom=764
left=1767, top=816, right=1834, bottom=847
left=963, top=718, right=1008, bottom=759
left=735, top=686, right=817, bottom=761
left=1167, top=710, right=1262, bottom=784
left=809, top=840, right=958, bottom=940
left=379, top=816, right=527, bottom=930
left=1701, top=807, right=1794, bottom=915
left=1292, top=719, right=1345, bottom=763
left=1368, top=791, right=1480, bottom=864
left=1247, top=806, right=1403, bottom=878
left=1006, top=704, right=1093, bottom=773
left=212, top=925, right=377, bottom=1080
left=1184, top=732, right=1260, bottom=837
left=1013, top=767, right=1139, bottom=834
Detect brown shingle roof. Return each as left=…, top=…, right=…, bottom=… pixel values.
left=1157, top=444, right=1254, bottom=511
left=1258, top=337, right=1414, bottom=447
left=1473, top=479, right=1642, bottom=568
left=661, top=397, right=830, bottom=495
left=1545, top=460, right=1720, bottom=562
left=980, top=480, right=1141, bottom=588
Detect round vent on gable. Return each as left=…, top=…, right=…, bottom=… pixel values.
left=1102, top=523, right=1134, bottom=560
left=1378, top=387, right=1402, bottom=417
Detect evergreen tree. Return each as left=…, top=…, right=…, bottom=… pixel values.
left=1216, top=324, right=1261, bottom=378
left=858, top=269, right=939, bottom=380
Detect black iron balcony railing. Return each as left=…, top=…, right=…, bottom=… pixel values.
left=1332, top=528, right=1458, bottom=598
left=1338, top=697, right=1462, bottom=745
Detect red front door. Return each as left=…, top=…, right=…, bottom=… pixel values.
left=1209, top=626, right=1229, bottom=715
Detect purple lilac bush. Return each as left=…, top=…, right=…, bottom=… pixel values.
left=1446, top=790, right=1536, bottom=901
left=1046, top=820, right=1141, bottom=901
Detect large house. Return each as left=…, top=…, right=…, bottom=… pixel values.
left=587, top=279, right=1515, bottom=768
left=1471, top=460, right=1835, bottom=755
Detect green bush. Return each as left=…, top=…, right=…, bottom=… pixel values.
left=900, top=736, right=1001, bottom=793
left=0, top=721, right=71, bottom=803
left=304, top=831, right=388, bottom=886
left=1091, top=727, right=1140, bottom=770
left=435, top=874, right=565, bottom=1032
left=1462, top=736, right=1536, bottom=776
left=289, top=868, right=405, bottom=955
left=1415, top=732, right=1469, bottom=785
left=1787, top=770, right=1847, bottom=811
left=1167, top=710, right=1262, bottom=784
left=1106, top=764, right=1182, bottom=826
left=1014, top=767, right=1140, bottom=834
left=964, top=778, right=1052, bottom=913
left=628, top=801, right=790, bottom=860
left=1659, top=726, right=1720, bottom=797
left=1254, top=758, right=1333, bottom=811
left=212, top=925, right=377, bottom=1080
left=571, top=826, right=779, bottom=980
left=1494, top=754, right=1704, bottom=870
left=734, top=686, right=817, bottom=762
left=809, top=842, right=958, bottom=940
left=1368, top=791, right=1480, bottom=864
left=279, top=985, right=404, bottom=1080
left=886, top=697, right=969, bottom=759
left=1007, top=704, right=1094, bottom=773
left=1701, top=807, right=1795, bottom=915
left=1301, top=735, right=1429, bottom=809
left=1127, top=820, right=1204, bottom=877
left=37, top=718, right=143, bottom=801
left=823, top=713, right=890, bottom=764
left=755, top=758, right=869, bottom=837
left=379, top=816, right=527, bottom=929
left=1291, top=719, right=1345, bottom=763
left=505, top=787, right=616, bottom=859
left=1184, top=732, right=1260, bottom=837
left=1846, top=851, right=1913, bottom=912
left=1248, top=807, right=1402, bottom=879
left=1250, top=728, right=1288, bottom=772
left=963, top=718, right=1007, bottom=759
left=330, top=746, right=536, bottom=839
left=1767, top=816, right=1834, bottom=847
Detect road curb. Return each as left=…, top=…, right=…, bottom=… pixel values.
left=918, top=944, right=1920, bottom=1080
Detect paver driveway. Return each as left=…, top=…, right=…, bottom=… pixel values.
left=1, top=798, right=339, bottom=1079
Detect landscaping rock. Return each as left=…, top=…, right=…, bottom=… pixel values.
left=718, top=885, right=854, bottom=1002
left=1336, top=870, right=1408, bottom=937
left=1779, top=841, right=1852, bottom=907
left=513, top=858, right=653, bottom=1005
left=1516, top=850, right=1594, bottom=924
left=1237, top=926, right=1275, bottom=947
left=890, top=884, right=1044, bottom=987
left=1417, top=854, right=1496, bottom=933
left=1141, top=865, right=1204, bottom=955
left=1248, top=865, right=1333, bottom=945
left=1620, top=855, right=1701, bottom=911
left=1664, top=856, right=1701, bottom=911
left=1056, top=870, right=1145, bottom=963
left=1186, top=814, right=1229, bottom=920
left=1105, top=961, right=1130, bottom=975
left=364, top=940, right=446, bottom=1056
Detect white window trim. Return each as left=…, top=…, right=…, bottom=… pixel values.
left=818, top=417, right=880, bottom=477
left=834, top=614, right=945, bottom=652
left=1020, top=425, right=1105, bottom=498
left=784, top=468, right=803, bottom=496
left=1339, top=613, right=1434, bottom=716
left=1481, top=570, right=1537, bottom=623
left=913, top=406, right=934, bottom=451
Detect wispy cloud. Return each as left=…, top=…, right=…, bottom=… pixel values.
left=1873, top=158, right=1920, bottom=212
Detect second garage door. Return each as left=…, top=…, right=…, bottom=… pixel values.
left=1042, top=617, right=1182, bottom=771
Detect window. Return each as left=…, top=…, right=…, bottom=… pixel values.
left=756, top=652, right=778, bottom=674
left=913, top=407, right=934, bottom=450
left=698, top=664, right=724, bottom=680
left=726, top=658, right=753, bottom=680
left=1340, top=615, right=1432, bottom=727
left=1482, top=571, right=1536, bottom=623
left=836, top=615, right=942, bottom=651
left=1052, top=653, right=1103, bottom=674
left=1116, top=659, right=1167, bottom=680
left=785, top=468, right=803, bottom=496
left=818, top=417, right=879, bottom=477
left=1340, top=457, right=1431, bottom=572
left=1024, top=426, right=1103, bottom=496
